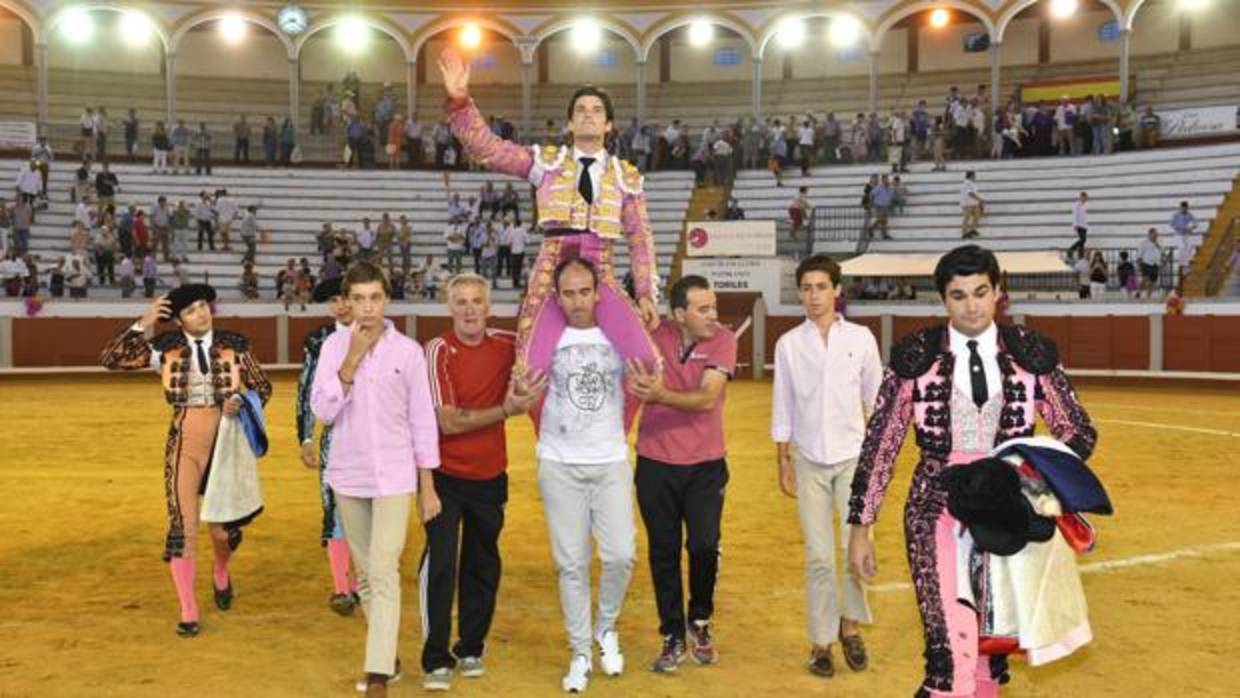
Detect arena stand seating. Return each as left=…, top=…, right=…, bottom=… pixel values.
left=4, top=160, right=695, bottom=303
left=730, top=142, right=1240, bottom=261
left=0, top=46, right=1237, bottom=160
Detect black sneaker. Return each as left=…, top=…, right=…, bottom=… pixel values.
left=329, top=592, right=356, bottom=616
left=808, top=645, right=835, bottom=677
left=650, top=635, right=687, bottom=673
left=176, top=621, right=200, bottom=638
left=213, top=582, right=233, bottom=611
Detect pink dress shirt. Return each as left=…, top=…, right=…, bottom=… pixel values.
left=311, top=320, right=440, bottom=498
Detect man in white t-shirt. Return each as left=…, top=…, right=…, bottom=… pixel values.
left=798, top=121, right=816, bottom=176
left=536, top=257, right=636, bottom=693
left=959, top=171, right=983, bottom=238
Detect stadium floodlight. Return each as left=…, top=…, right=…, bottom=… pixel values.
left=571, top=19, right=603, bottom=53
left=460, top=23, right=482, bottom=50
left=60, top=9, right=95, bottom=45
left=1050, top=0, right=1079, bottom=19
left=120, top=11, right=153, bottom=48
left=828, top=16, right=862, bottom=48
left=219, top=14, right=247, bottom=44
left=336, top=17, right=369, bottom=53
left=930, top=9, right=951, bottom=28
left=688, top=20, right=714, bottom=48
left=775, top=18, right=806, bottom=50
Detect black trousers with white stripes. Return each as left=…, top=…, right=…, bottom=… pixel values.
left=419, top=470, right=507, bottom=673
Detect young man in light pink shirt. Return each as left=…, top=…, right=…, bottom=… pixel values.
left=771, top=254, right=883, bottom=679
left=312, top=261, right=441, bottom=697
left=627, top=275, right=736, bottom=674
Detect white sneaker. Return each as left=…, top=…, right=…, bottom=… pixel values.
left=458, top=656, right=485, bottom=678
left=596, top=630, right=624, bottom=676
left=562, top=653, right=591, bottom=693
left=422, top=667, right=452, bottom=691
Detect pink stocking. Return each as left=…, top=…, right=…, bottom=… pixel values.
left=169, top=558, right=199, bottom=623
left=327, top=538, right=353, bottom=594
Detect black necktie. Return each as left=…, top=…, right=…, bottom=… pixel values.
left=967, top=339, right=988, bottom=408
left=194, top=339, right=209, bottom=374
left=578, top=157, right=595, bottom=205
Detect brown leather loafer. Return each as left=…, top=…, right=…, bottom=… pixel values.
left=839, top=632, right=868, bottom=671
left=808, top=645, right=835, bottom=677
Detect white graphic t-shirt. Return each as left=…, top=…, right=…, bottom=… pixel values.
left=536, top=327, right=627, bottom=465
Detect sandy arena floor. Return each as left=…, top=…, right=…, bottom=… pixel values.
left=1, top=375, right=1238, bottom=697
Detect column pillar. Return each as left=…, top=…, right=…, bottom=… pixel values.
left=407, top=61, right=417, bottom=118
left=635, top=60, right=647, bottom=126
left=35, top=41, right=48, bottom=129
left=165, top=52, right=176, bottom=124
left=868, top=52, right=879, bottom=113
left=521, top=60, right=534, bottom=137
left=1118, top=29, right=1132, bottom=105
left=288, top=57, right=300, bottom=129
left=751, top=56, right=762, bottom=121
left=990, top=41, right=1002, bottom=115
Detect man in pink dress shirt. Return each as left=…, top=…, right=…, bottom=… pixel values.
left=311, top=261, right=442, bottom=698
left=771, top=254, right=883, bottom=679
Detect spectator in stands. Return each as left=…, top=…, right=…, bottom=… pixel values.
left=72, top=158, right=91, bottom=204
left=171, top=120, right=191, bottom=174
left=508, top=219, right=528, bottom=289
left=276, top=258, right=296, bottom=299
left=398, top=215, right=413, bottom=273
left=1115, top=103, right=1136, bottom=152
left=117, top=205, right=135, bottom=259
left=48, top=257, right=65, bottom=297
left=768, top=121, right=787, bottom=187
left=123, top=109, right=139, bottom=162
left=1088, top=249, right=1108, bottom=298
left=214, top=189, right=236, bottom=252
left=0, top=251, right=23, bottom=296
left=910, top=102, right=930, bottom=162
left=895, top=279, right=916, bottom=301
left=280, top=118, right=297, bottom=165
left=193, top=123, right=213, bottom=175
left=234, top=116, right=252, bottom=164
left=959, top=171, right=984, bottom=238
left=194, top=192, right=215, bottom=251
left=31, top=136, right=53, bottom=199
left=1117, top=251, right=1137, bottom=298
left=789, top=186, right=811, bottom=238
left=152, top=122, right=171, bottom=174
left=322, top=83, right=339, bottom=135
left=240, top=262, right=260, bottom=299
left=821, top=113, right=842, bottom=164
left=632, top=125, right=652, bottom=173
left=170, top=259, right=188, bottom=287
left=866, top=113, right=884, bottom=163
left=712, top=133, right=735, bottom=186
left=1068, top=192, right=1089, bottom=259
left=432, top=121, right=452, bottom=168
left=1170, top=201, right=1200, bottom=277
left=354, top=217, right=375, bottom=261
left=152, top=196, right=171, bottom=262
left=262, top=117, right=278, bottom=166
left=0, top=198, right=9, bottom=254
left=662, top=120, right=684, bottom=169
left=1087, top=95, right=1113, bottom=155
left=133, top=209, right=149, bottom=259
left=444, top=219, right=466, bottom=274
left=377, top=213, right=396, bottom=267
left=141, top=252, right=158, bottom=297
left=171, top=200, right=191, bottom=262
left=404, top=114, right=423, bottom=168
left=66, top=251, right=91, bottom=298
left=930, top=117, right=947, bottom=172
left=1072, top=252, right=1091, bottom=299
left=468, top=218, right=487, bottom=275
left=1053, top=96, right=1077, bottom=156
left=495, top=216, right=513, bottom=281
left=1138, top=107, right=1161, bottom=150
left=374, top=88, right=396, bottom=147
left=118, top=254, right=135, bottom=297
left=93, top=163, right=118, bottom=217
left=892, top=177, right=908, bottom=216
left=889, top=111, right=908, bottom=173
left=477, top=182, right=499, bottom=220
left=797, top=120, right=815, bottom=176
left=724, top=197, right=745, bottom=221
left=240, top=205, right=259, bottom=265
left=16, top=159, right=40, bottom=207
left=498, top=182, right=521, bottom=223
left=94, top=107, right=110, bottom=163
left=10, top=199, right=31, bottom=258
left=869, top=175, right=893, bottom=241
left=481, top=223, right=499, bottom=287
left=78, top=107, right=96, bottom=160
left=846, top=114, right=866, bottom=163
left=386, top=113, right=406, bottom=170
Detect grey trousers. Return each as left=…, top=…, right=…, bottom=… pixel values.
left=794, top=454, right=872, bottom=647
left=337, top=493, right=412, bottom=676
left=537, top=458, right=636, bottom=656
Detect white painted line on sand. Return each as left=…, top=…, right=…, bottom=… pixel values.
left=1094, top=418, right=1240, bottom=438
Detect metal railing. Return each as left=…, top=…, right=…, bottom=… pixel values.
left=1202, top=217, right=1238, bottom=297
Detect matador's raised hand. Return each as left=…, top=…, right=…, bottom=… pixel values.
left=438, top=48, right=472, bottom=100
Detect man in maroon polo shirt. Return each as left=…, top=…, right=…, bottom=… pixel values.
left=419, top=272, right=545, bottom=692
left=626, top=274, right=737, bottom=674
